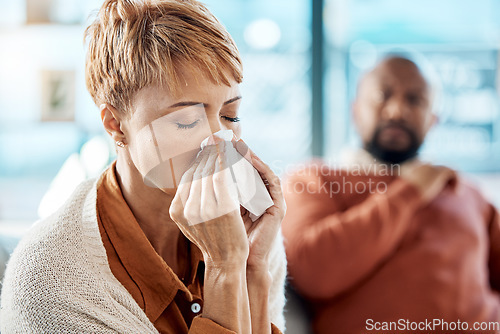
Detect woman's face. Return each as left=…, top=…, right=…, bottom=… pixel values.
left=121, top=66, right=242, bottom=190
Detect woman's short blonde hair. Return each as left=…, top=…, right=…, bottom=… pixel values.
left=85, top=0, right=243, bottom=115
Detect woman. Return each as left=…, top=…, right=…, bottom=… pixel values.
left=0, top=1, right=286, bottom=333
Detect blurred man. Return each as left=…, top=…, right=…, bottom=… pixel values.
left=282, top=56, right=500, bottom=334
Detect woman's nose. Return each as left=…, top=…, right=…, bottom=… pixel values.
left=207, top=114, right=222, bottom=134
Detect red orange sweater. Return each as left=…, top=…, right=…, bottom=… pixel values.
left=282, top=162, right=500, bottom=333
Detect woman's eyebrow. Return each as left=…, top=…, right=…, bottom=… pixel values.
left=223, top=96, right=242, bottom=105
left=167, top=96, right=242, bottom=109
left=167, top=101, right=204, bottom=109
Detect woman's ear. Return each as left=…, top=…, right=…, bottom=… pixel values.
left=100, top=104, right=127, bottom=145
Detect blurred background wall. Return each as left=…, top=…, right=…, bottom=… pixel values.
left=1, top=0, right=500, bottom=245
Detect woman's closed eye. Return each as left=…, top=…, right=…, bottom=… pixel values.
left=175, top=119, right=200, bottom=129
left=221, top=116, right=240, bottom=123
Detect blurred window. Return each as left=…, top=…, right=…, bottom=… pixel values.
left=325, top=0, right=500, bottom=172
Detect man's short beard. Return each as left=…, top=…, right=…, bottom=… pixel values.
left=364, top=124, right=421, bottom=164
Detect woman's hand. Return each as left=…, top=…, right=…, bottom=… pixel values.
left=236, top=142, right=286, bottom=271
left=169, top=141, right=252, bottom=333
left=236, top=142, right=286, bottom=334
left=169, top=141, right=249, bottom=268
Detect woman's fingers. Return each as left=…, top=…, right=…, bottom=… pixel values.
left=170, top=140, right=251, bottom=265
left=249, top=151, right=285, bottom=214
left=234, top=139, right=252, bottom=164
left=213, top=141, right=240, bottom=215
left=183, top=147, right=212, bottom=225
left=235, top=140, right=284, bottom=207
left=200, top=145, right=218, bottom=222
left=170, top=150, right=206, bottom=224
left=241, top=207, right=253, bottom=233
left=175, top=149, right=205, bottom=205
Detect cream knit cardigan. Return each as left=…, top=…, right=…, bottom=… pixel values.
left=0, top=177, right=287, bottom=333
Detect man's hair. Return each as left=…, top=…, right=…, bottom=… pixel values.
left=85, top=0, right=243, bottom=115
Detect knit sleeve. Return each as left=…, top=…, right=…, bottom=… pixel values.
left=282, top=171, right=422, bottom=300
left=1, top=190, right=160, bottom=334
left=0, top=235, right=159, bottom=334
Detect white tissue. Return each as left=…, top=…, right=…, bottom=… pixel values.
left=200, top=130, right=274, bottom=221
